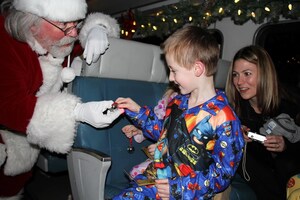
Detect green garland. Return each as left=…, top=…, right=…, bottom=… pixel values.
left=120, top=0, right=300, bottom=38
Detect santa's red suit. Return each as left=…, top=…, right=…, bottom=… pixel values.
left=0, top=4, right=119, bottom=198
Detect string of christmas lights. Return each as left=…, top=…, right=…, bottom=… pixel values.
left=119, top=0, right=300, bottom=38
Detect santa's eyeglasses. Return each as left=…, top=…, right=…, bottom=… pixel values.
left=42, top=18, right=83, bottom=36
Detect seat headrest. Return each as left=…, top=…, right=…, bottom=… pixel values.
left=80, top=38, right=231, bottom=88
left=214, top=59, right=231, bottom=89
left=81, top=38, right=169, bottom=83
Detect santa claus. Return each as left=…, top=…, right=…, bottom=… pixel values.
left=0, top=0, right=123, bottom=198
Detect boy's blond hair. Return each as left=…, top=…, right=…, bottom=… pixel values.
left=161, top=25, right=220, bottom=76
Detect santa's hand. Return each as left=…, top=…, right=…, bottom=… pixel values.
left=83, top=25, right=109, bottom=64
left=74, top=101, right=122, bottom=128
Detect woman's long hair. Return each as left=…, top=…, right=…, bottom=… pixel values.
left=225, top=45, right=280, bottom=116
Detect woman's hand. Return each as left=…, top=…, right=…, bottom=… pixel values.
left=115, top=97, right=141, bottom=113
left=264, top=135, right=286, bottom=152
left=121, top=125, right=142, bottom=138
left=241, top=125, right=252, bottom=143
left=155, top=179, right=170, bottom=200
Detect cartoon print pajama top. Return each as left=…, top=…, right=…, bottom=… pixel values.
left=114, top=90, right=244, bottom=200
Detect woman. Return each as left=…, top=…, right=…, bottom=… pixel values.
left=226, top=45, right=300, bottom=200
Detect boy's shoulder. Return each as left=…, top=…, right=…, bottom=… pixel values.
left=202, top=90, right=233, bottom=113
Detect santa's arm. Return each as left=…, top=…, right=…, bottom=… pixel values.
left=26, top=93, right=81, bottom=154
left=78, top=12, right=120, bottom=64
left=79, top=12, right=120, bottom=47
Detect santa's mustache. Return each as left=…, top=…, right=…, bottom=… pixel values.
left=55, top=36, right=78, bottom=47
left=48, top=36, right=78, bottom=58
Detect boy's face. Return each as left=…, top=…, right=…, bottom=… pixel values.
left=166, top=54, right=196, bottom=95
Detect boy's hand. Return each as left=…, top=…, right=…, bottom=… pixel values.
left=148, top=144, right=156, bottom=157
left=155, top=179, right=170, bottom=199
left=122, top=125, right=142, bottom=138
left=115, top=97, right=141, bottom=113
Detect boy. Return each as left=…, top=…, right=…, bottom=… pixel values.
left=114, top=26, right=244, bottom=200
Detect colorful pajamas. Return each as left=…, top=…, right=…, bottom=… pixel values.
left=114, top=90, right=244, bottom=200
left=130, top=92, right=177, bottom=178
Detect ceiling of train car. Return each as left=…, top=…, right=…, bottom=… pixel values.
left=87, top=0, right=164, bottom=15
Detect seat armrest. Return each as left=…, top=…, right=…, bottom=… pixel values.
left=67, top=147, right=111, bottom=200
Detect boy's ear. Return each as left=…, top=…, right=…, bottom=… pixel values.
left=194, top=61, right=205, bottom=77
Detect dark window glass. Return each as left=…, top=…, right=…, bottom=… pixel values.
left=254, top=21, right=300, bottom=107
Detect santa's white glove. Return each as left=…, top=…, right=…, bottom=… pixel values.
left=83, top=25, right=109, bottom=65
left=74, top=100, right=122, bottom=128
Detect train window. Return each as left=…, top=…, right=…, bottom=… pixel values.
left=254, top=20, right=300, bottom=104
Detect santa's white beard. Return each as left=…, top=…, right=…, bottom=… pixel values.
left=48, top=37, right=77, bottom=58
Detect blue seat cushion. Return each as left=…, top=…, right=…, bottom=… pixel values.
left=72, top=76, right=168, bottom=194
left=230, top=174, right=257, bottom=200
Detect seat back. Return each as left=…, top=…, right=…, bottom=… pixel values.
left=81, top=37, right=169, bottom=83
left=67, top=148, right=111, bottom=200
left=72, top=77, right=168, bottom=198
left=214, top=59, right=231, bottom=89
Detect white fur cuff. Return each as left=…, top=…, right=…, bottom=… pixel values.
left=27, top=93, right=81, bottom=154
left=79, top=12, right=120, bottom=48
left=0, top=130, right=39, bottom=176
left=0, top=143, right=6, bottom=167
